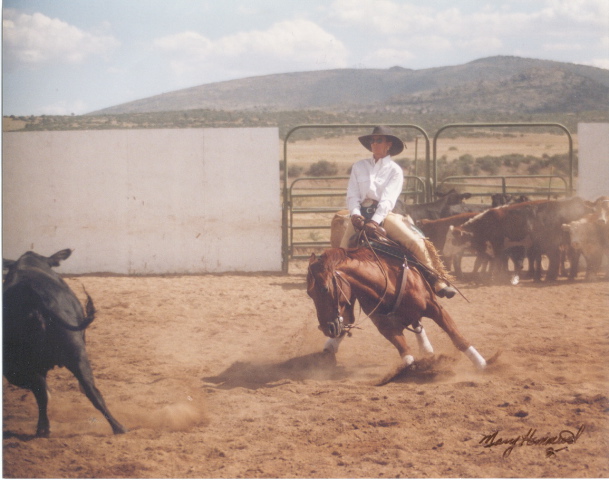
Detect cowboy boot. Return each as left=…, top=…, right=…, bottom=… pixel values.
left=434, top=280, right=457, bottom=299
left=404, top=237, right=457, bottom=299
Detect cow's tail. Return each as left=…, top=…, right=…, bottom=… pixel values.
left=82, top=290, right=96, bottom=328
left=49, top=288, right=97, bottom=331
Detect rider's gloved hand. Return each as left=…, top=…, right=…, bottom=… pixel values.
left=351, top=214, right=365, bottom=230
left=364, top=220, right=386, bottom=238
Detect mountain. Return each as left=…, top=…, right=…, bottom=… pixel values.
left=90, top=56, right=609, bottom=116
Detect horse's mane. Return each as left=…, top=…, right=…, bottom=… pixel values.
left=319, top=248, right=349, bottom=271
left=321, top=247, right=387, bottom=271
left=322, top=247, right=388, bottom=270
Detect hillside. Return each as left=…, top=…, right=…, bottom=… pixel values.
left=90, top=56, right=609, bottom=116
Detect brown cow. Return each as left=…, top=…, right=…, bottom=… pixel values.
left=450, top=197, right=594, bottom=282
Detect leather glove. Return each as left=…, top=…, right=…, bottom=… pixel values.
left=351, top=214, right=365, bottom=231
left=364, top=220, right=386, bottom=238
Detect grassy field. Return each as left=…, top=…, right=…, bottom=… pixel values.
left=285, top=131, right=577, bottom=171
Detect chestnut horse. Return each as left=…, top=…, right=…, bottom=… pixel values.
left=307, top=247, right=487, bottom=370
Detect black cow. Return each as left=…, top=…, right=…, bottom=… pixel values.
left=397, top=189, right=472, bottom=222
left=3, top=249, right=126, bottom=437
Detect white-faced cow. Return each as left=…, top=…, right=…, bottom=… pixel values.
left=3, top=249, right=126, bottom=437
left=561, top=196, right=609, bottom=280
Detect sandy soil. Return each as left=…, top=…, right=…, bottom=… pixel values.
left=3, top=260, right=608, bottom=478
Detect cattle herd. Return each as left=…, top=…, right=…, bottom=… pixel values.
left=3, top=191, right=608, bottom=438
left=331, top=191, right=609, bottom=284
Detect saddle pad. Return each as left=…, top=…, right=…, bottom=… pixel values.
left=367, top=240, right=410, bottom=262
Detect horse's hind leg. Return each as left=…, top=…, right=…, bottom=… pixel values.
left=427, top=303, right=487, bottom=369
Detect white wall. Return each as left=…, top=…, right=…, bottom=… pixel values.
left=3, top=128, right=281, bottom=274
left=577, top=123, right=609, bottom=201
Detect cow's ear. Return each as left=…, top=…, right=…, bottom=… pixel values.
left=309, top=253, right=317, bottom=265
left=48, top=249, right=72, bottom=267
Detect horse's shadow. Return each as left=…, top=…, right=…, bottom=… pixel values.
left=202, top=351, right=347, bottom=390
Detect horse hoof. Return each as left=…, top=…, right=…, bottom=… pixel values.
left=401, top=355, right=415, bottom=367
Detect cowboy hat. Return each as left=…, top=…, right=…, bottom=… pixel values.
left=358, top=126, right=405, bottom=156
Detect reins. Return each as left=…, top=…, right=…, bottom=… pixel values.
left=333, top=230, right=407, bottom=331
left=359, top=230, right=410, bottom=318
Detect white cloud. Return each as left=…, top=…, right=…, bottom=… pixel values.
left=587, top=58, right=609, bottom=70
left=40, top=99, right=88, bottom=116
left=154, top=19, right=349, bottom=84
left=541, top=0, right=609, bottom=27
left=2, top=9, right=119, bottom=69
left=329, top=0, right=434, bottom=32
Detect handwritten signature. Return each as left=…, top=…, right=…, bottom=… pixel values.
left=479, top=426, right=585, bottom=458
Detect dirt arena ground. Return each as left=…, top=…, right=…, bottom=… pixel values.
left=3, top=259, right=608, bottom=478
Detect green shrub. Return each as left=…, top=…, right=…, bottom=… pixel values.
left=307, top=160, right=338, bottom=177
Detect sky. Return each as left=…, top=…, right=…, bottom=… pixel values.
left=2, top=0, right=609, bottom=116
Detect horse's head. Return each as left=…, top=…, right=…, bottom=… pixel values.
left=307, top=252, right=353, bottom=339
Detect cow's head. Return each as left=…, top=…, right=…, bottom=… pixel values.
left=562, top=219, right=598, bottom=252
left=437, top=189, right=472, bottom=205
left=593, top=197, right=609, bottom=225
left=444, top=226, right=473, bottom=257
left=3, top=249, right=73, bottom=288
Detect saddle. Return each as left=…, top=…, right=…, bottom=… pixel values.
left=355, top=231, right=440, bottom=289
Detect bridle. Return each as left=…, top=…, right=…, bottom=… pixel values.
left=322, top=270, right=354, bottom=338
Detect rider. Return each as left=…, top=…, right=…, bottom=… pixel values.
left=340, top=126, right=457, bottom=299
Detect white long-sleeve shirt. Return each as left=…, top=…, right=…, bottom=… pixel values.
left=346, top=155, right=404, bottom=224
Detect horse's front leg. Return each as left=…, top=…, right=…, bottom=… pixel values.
left=323, top=334, right=346, bottom=354
left=427, top=303, right=487, bottom=369
left=375, top=324, right=415, bottom=367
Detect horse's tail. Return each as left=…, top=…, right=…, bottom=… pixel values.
left=424, top=238, right=455, bottom=283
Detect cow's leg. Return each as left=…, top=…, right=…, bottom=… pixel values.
left=530, top=249, right=543, bottom=281
left=453, top=252, right=465, bottom=279
left=426, top=303, right=486, bottom=369
left=568, top=248, right=581, bottom=280
left=67, top=356, right=127, bottom=434
left=30, top=374, right=50, bottom=437
left=546, top=248, right=561, bottom=281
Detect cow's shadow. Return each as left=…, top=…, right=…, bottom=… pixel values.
left=3, top=430, right=36, bottom=442
left=202, top=351, right=347, bottom=389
